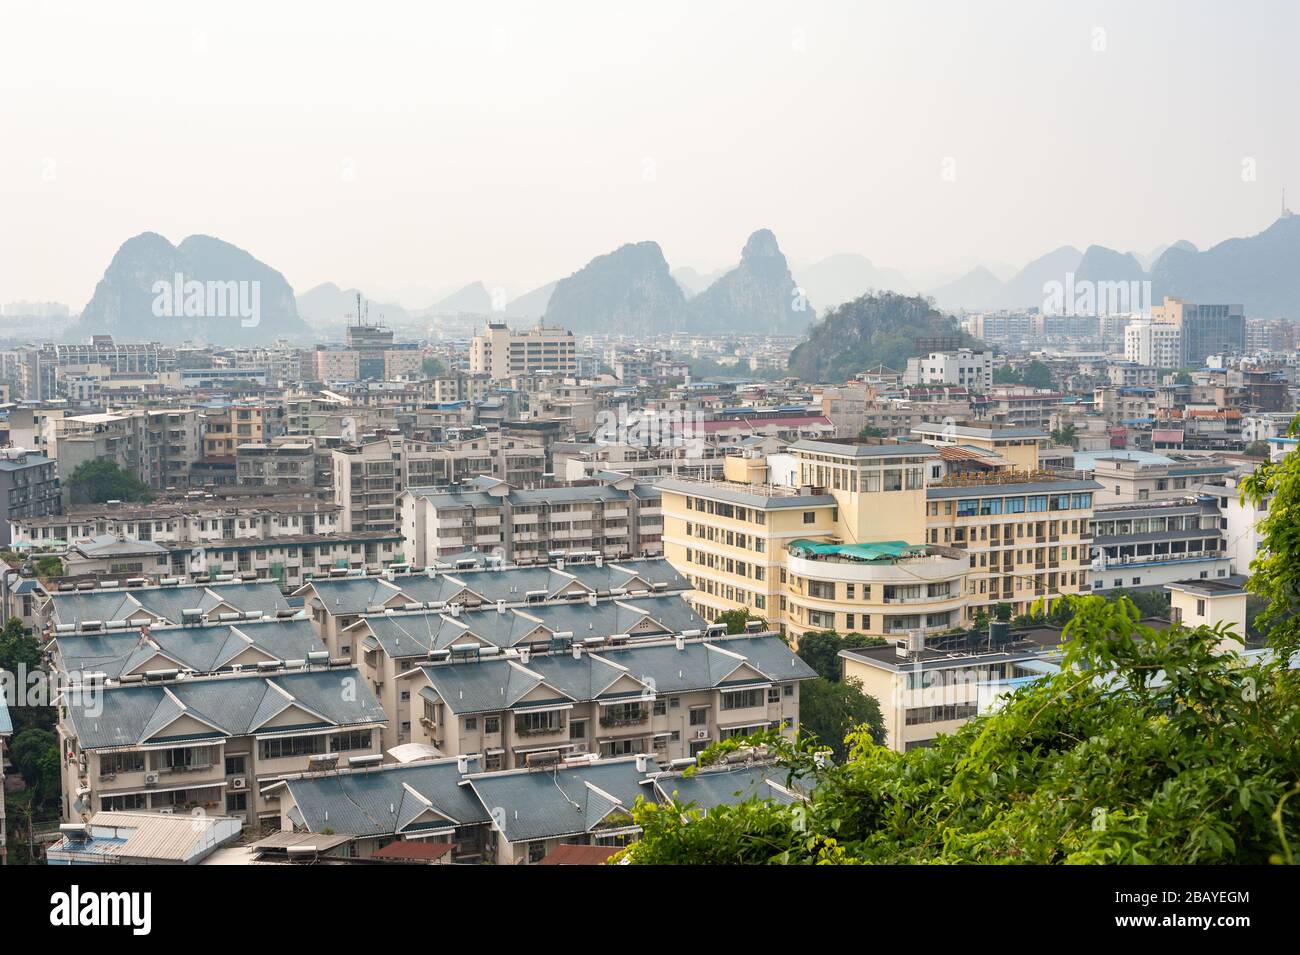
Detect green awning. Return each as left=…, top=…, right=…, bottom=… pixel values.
left=788, top=539, right=925, bottom=562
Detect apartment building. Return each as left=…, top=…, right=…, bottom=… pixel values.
left=17, top=339, right=173, bottom=401
left=331, top=436, right=442, bottom=533
left=44, top=408, right=202, bottom=497
left=40, top=579, right=291, bottom=639
left=924, top=476, right=1098, bottom=619
left=1152, top=297, right=1246, bottom=367
left=905, top=349, right=993, bottom=393
left=1125, top=319, right=1182, bottom=369
left=915, top=424, right=1099, bottom=618
left=351, top=592, right=706, bottom=751
left=1089, top=499, right=1232, bottom=594
left=469, top=321, right=577, bottom=380
left=660, top=440, right=972, bottom=640
left=400, top=632, right=815, bottom=771
left=236, top=441, right=318, bottom=491
left=554, top=440, right=729, bottom=483
left=12, top=498, right=395, bottom=586
left=58, top=666, right=387, bottom=823
left=269, top=756, right=492, bottom=862
left=294, top=556, right=690, bottom=660
left=1085, top=454, right=1234, bottom=505
left=400, top=473, right=664, bottom=566
left=0, top=448, right=60, bottom=545
left=840, top=625, right=1062, bottom=752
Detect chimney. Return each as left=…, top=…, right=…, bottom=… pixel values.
left=497, top=599, right=506, bottom=615
left=571, top=644, right=582, bottom=660
left=675, top=635, right=685, bottom=651
left=519, top=648, right=530, bottom=665
left=588, top=592, right=597, bottom=607
left=456, top=754, right=469, bottom=774
left=635, top=754, right=649, bottom=773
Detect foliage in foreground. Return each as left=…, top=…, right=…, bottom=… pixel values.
left=621, top=596, right=1300, bottom=864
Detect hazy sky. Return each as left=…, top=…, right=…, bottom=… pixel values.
left=2, top=0, right=1297, bottom=309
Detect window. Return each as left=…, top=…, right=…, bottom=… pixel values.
left=803, top=511, right=816, bottom=524
left=484, top=716, right=500, bottom=734
left=768, top=687, right=781, bottom=703
left=464, top=717, right=478, bottom=731
left=1196, top=598, right=1206, bottom=616
left=689, top=707, right=709, bottom=726
left=226, top=792, right=248, bottom=813
left=721, top=689, right=765, bottom=710
left=783, top=683, right=794, bottom=698
left=653, top=699, right=667, bottom=716
left=528, top=841, right=547, bottom=864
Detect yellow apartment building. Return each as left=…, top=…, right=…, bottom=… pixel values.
left=911, top=423, right=1100, bottom=618
left=661, top=439, right=971, bottom=641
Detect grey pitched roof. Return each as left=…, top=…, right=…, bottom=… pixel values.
left=48, top=581, right=291, bottom=627
left=73, top=535, right=168, bottom=558
left=465, top=757, right=658, bottom=843
left=296, top=559, right=687, bottom=616
left=651, top=763, right=806, bottom=812
left=416, top=634, right=815, bottom=715
left=55, top=618, right=323, bottom=681
left=280, top=757, right=490, bottom=837
left=66, top=667, right=387, bottom=750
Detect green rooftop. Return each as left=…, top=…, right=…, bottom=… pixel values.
left=788, top=539, right=927, bottom=562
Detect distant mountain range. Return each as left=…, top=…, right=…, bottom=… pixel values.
left=542, top=229, right=813, bottom=336
left=925, top=217, right=1300, bottom=315
left=75, top=233, right=309, bottom=344
left=71, top=214, right=1300, bottom=348
left=297, top=282, right=410, bottom=326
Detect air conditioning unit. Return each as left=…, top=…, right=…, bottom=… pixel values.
left=158, top=806, right=174, bottom=815
left=230, top=777, right=247, bottom=791
left=144, top=772, right=160, bottom=786
left=695, top=730, right=709, bottom=740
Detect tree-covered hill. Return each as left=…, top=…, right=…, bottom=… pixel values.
left=786, top=292, right=979, bottom=383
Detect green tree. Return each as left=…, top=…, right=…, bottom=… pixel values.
left=1174, top=369, right=1193, bottom=385
left=9, top=727, right=60, bottom=801
left=64, top=459, right=151, bottom=505
left=792, top=630, right=886, bottom=683
left=421, top=356, right=446, bottom=377
left=857, top=425, right=887, bottom=440
left=33, top=556, right=63, bottom=577
left=623, top=593, right=1300, bottom=864
left=714, top=609, right=764, bottom=635
left=797, top=677, right=885, bottom=761
left=1049, top=424, right=1078, bottom=448
left=1021, top=360, right=1054, bottom=390
left=1244, top=440, right=1269, bottom=458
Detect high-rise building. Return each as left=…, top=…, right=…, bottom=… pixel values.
left=1124, top=319, right=1182, bottom=369
left=469, top=322, right=577, bottom=380
left=1152, top=297, right=1245, bottom=367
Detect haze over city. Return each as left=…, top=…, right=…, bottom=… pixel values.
left=3, top=0, right=1298, bottom=308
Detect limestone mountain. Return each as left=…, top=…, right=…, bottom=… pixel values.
left=929, top=265, right=1004, bottom=311
left=688, top=229, right=813, bottom=334
left=997, top=246, right=1083, bottom=308
left=1151, top=215, right=1300, bottom=315
left=74, top=232, right=307, bottom=344
left=787, top=292, right=978, bottom=383
left=297, top=282, right=410, bottom=326
left=794, top=253, right=915, bottom=310
left=543, top=241, right=687, bottom=335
